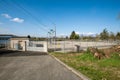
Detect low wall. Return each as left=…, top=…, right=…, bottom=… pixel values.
left=27, top=41, right=47, bottom=52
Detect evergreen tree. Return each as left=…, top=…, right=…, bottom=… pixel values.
left=27, top=35, right=31, bottom=38
left=70, top=31, right=80, bottom=39
left=70, top=31, right=76, bottom=39
left=100, top=28, right=109, bottom=40
left=75, top=34, right=80, bottom=39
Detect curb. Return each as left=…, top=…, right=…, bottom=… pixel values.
left=49, top=54, right=90, bottom=80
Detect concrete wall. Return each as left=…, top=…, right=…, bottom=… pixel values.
left=10, top=38, right=29, bottom=51
left=10, top=39, right=47, bottom=52
left=27, top=41, right=47, bottom=52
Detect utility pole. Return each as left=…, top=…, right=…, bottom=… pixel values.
left=49, top=23, right=56, bottom=52
left=47, top=32, right=49, bottom=51
left=54, top=24, right=56, bottom=52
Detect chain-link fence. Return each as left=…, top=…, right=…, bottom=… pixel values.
left=48, top=40, right=120, bottom=53
left=1, top=38, right=120, bottom=53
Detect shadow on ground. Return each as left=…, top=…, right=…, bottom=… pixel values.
left=0, top=49, right=48, bottom=57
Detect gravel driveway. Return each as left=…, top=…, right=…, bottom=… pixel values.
left=0, top=51, right=82, bottom=80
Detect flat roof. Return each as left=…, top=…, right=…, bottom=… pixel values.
left=0, top=34, right=28, bottom=38
left=0, top=34, right=16, bottom=36
left=10, top=37, right=29, bottom=40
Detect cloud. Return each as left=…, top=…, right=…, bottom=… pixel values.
left=1, top=13, right=12, bottom=19
left=1, top=13, right=24, bottom=23
left=75, top=32, right=80, bottom=34
left=10, top=17, right=24, bottom=23
left=86, top=32, right=95, bottom=35
left=57, top=34, right=69, bottom=37
left=79, top=32, right=96, bottom=36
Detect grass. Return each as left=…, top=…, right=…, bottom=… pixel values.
left=50, top=52, right=120, bottom=80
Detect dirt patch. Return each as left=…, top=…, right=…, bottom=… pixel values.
left=87, top=45, right=120, bottom=59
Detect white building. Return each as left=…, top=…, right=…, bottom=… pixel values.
left=0, top=34, right=47, bottom=52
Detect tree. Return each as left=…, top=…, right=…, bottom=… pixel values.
left=100, top=28, right=109, bottom=40
left=27, top=35, right=31, bottom=38
left=116, top=32, right=120, bottom=40
left=109, top=32, right=115, bottom=40
left=95, top=34, right=100, bottom=41
left=75, top=34, right=80, bottom=39
left=70, top=31, right=76, bottom=39
left=70, top=31, right=80, bottom=39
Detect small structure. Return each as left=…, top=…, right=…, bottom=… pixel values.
left=0, top=34, right=16, bottom=48
left=10, top=37, right=29, bottom=51
left=0, top=34, right=47, bottom=52
left=10, top=38, right=47, bottom=52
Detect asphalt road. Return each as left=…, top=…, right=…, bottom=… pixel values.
left=0, top=51, right=82, bottom=80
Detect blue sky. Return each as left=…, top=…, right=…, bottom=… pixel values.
left=0, top=0, right=120, bottom=37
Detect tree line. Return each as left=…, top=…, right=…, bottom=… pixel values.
left=27, top=28, right=120, bottom=41
left=69, top=28, right=120, bottom=41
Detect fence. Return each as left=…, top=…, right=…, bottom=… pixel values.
left=48, top=40, right=120, bottom=53
left=1, top=38, right=120, bottom=53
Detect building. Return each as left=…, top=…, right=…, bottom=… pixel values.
left=10, top=37, right=29, bottom=51
left=0, top=34, right=17, bottom=48
left=0, top=34, right=47, bottom=52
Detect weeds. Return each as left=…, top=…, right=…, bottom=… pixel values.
left=51, top=51, right=120, bottom=80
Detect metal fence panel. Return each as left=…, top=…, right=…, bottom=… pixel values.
left=48, top=40, right=119, bottom=53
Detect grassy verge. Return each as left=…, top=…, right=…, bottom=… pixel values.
left=50, top=52, right=120, bottom=80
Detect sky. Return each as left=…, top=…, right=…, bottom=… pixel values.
left=0, top=0, right=120, bottom=37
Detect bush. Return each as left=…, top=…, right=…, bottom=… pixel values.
left=86, top=47, right=91, bottom=53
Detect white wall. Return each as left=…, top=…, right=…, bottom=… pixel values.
left=27, top=41, right=47, bottom=52
left=10, top=38, right=29, bottom=51
left=10, top=38, right=48, bottom=52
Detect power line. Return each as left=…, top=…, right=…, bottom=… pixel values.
left=1, top=0, right=57, bottom=38
left=0, top=0, right=48, bottom=36
left=13, top=0, right=50, bottom=31
left=2, top=0, right=50, bottom=32
left=0, top=0, right=11, bottom=12
left=11, top=0, right=57, bottom=38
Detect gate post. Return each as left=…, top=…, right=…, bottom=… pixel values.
left=25, top=41, right=27, bottom=51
